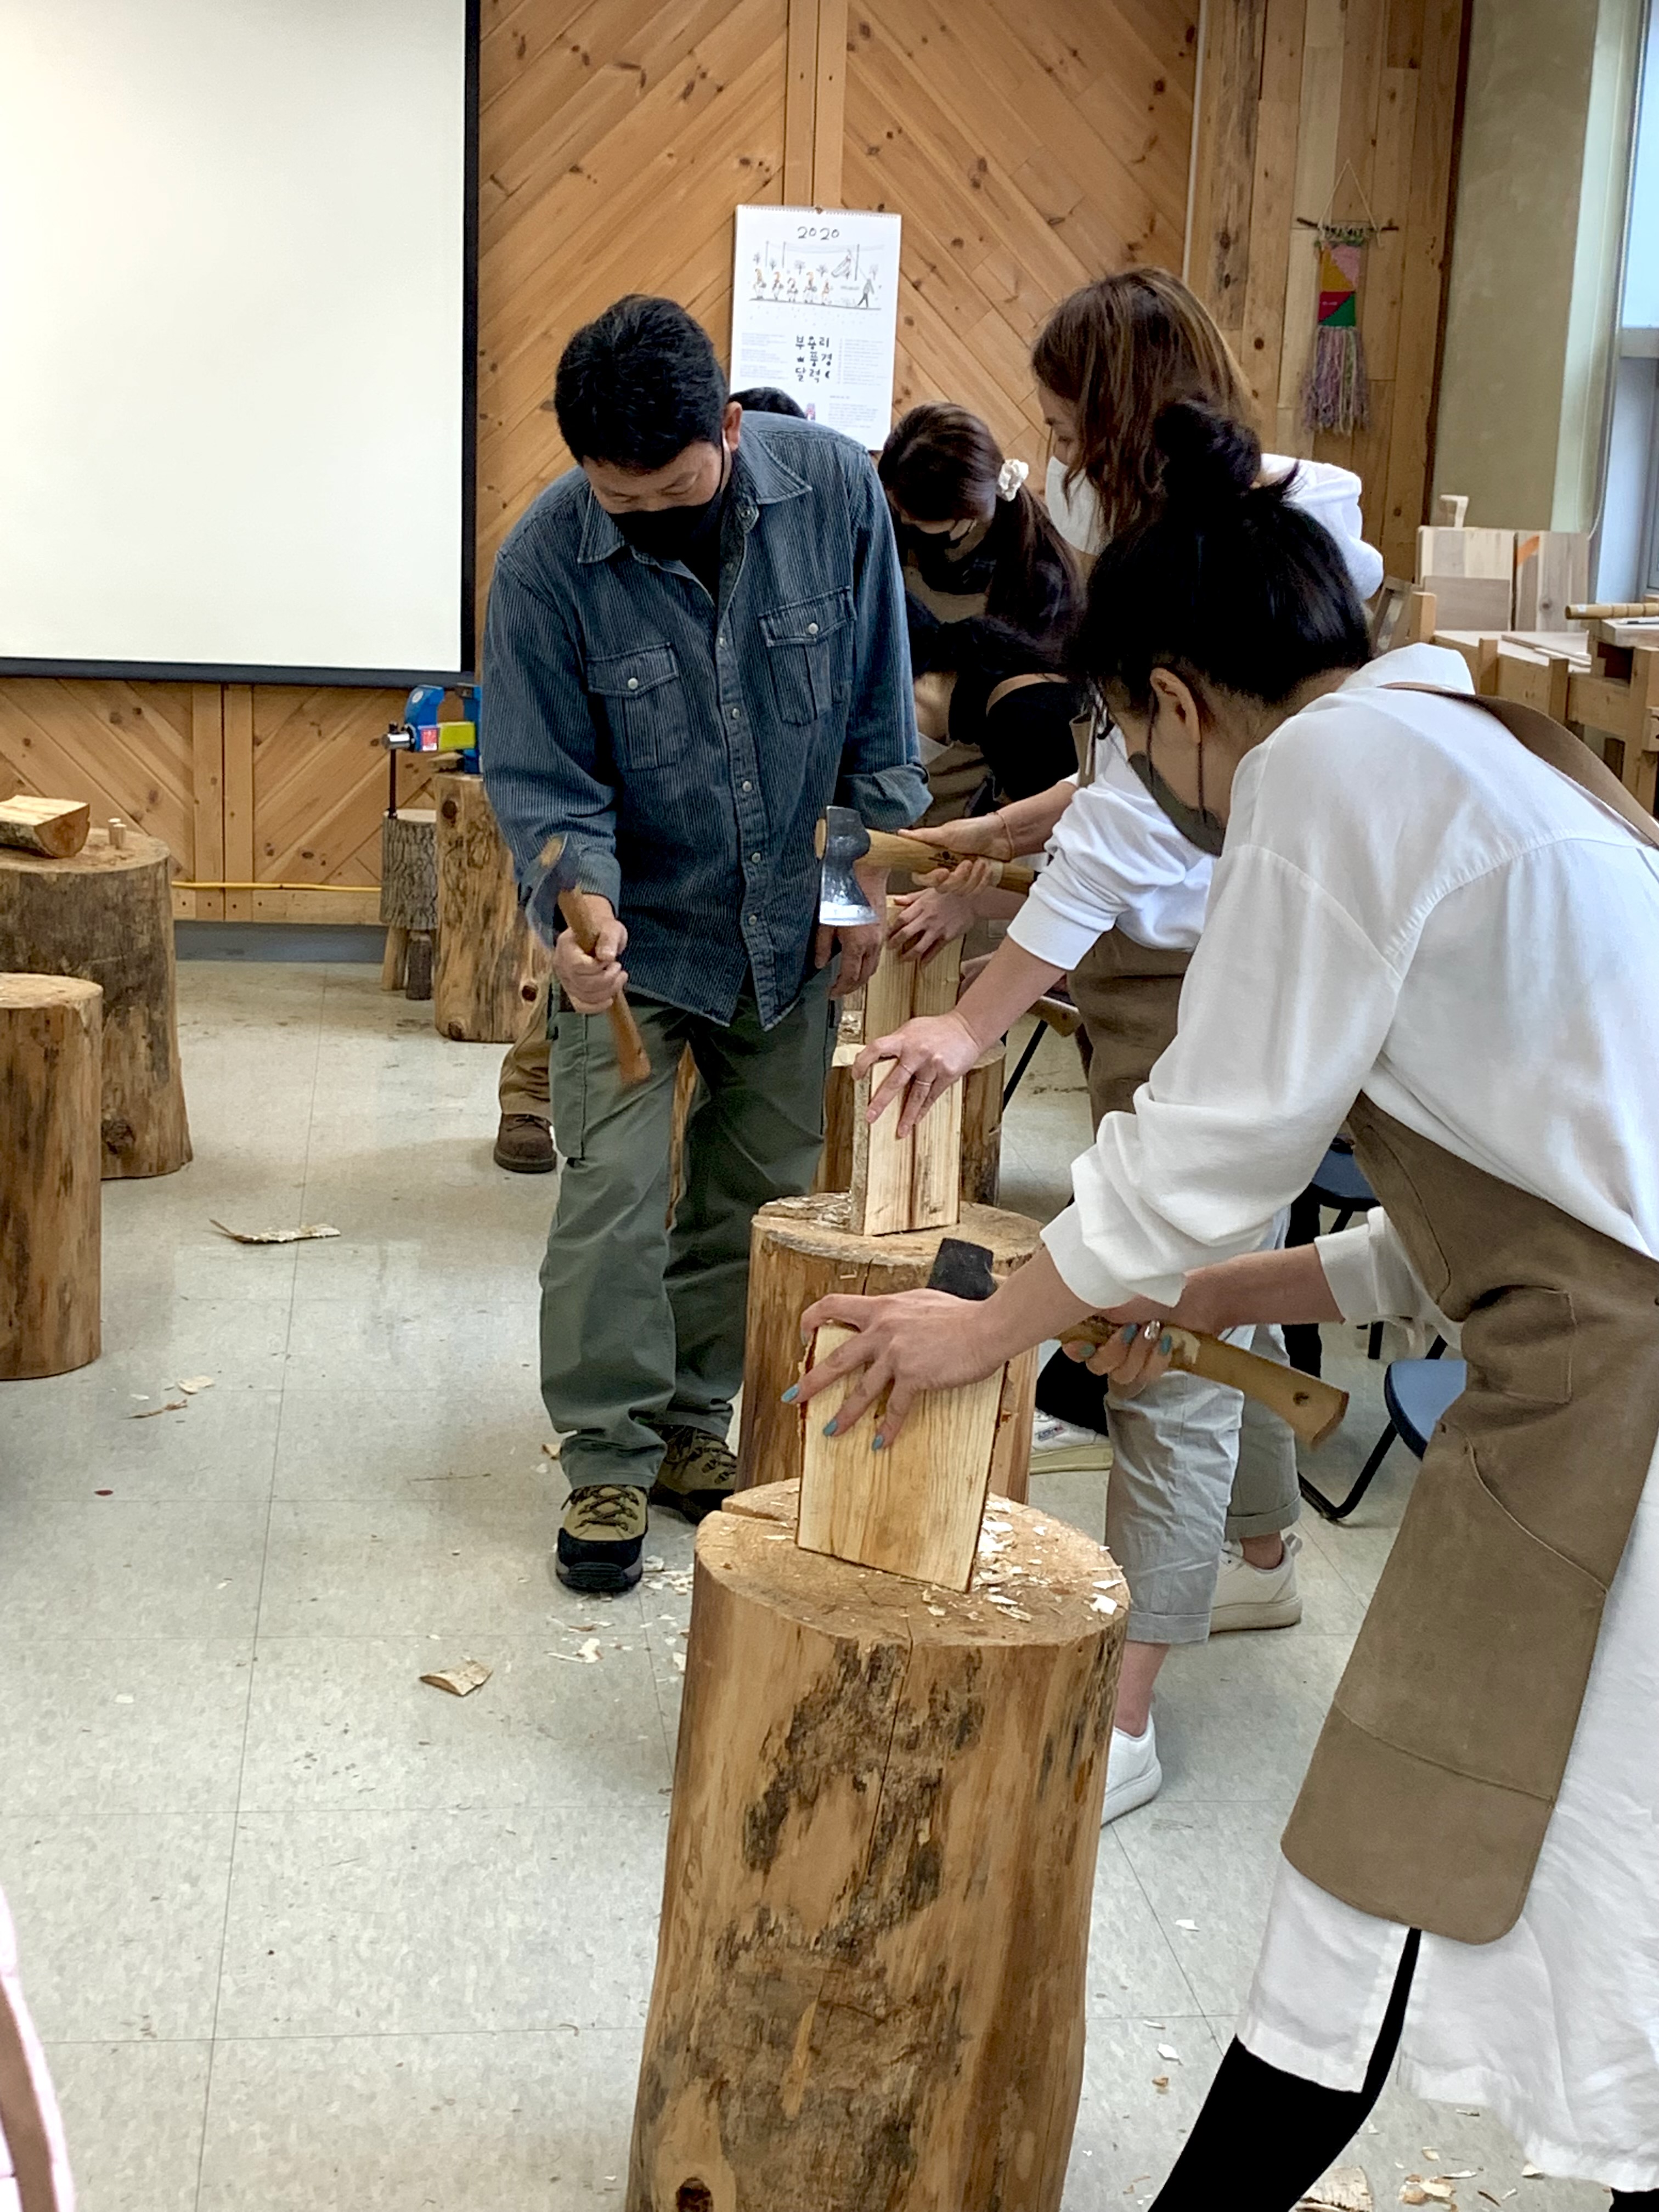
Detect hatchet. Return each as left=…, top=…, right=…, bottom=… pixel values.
left=527, top=834, right=651, bottom=1086
left=816, top=805, right=1036, bottom=927
left=1059, top=1319, right=1349, bottom=1448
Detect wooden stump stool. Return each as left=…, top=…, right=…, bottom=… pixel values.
left=738, top=1193, right=1042, bottom=1503
left=432, top=777, right=549, bottom=1042
left=627, top=1481, right=1127, bottom=2212
left=0, top=831, right=190, bottom=1178
left=0, top=975, right=101, bottom=1376
left=380, top=808, right=437, bottom=1001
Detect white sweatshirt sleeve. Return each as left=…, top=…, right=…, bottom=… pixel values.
left=1314, top=1210, right=1439, bottom=1323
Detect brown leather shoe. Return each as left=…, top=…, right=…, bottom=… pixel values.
left=493, top=1114, right=556, bottom=1173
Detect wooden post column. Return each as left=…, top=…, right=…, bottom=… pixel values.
left=432, top=775, right=548, bottom=1042
left=0, top=975, right=102, bottom=1377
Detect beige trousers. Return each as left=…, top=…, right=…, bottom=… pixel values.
left=498, top=973, right=551, bottom=1119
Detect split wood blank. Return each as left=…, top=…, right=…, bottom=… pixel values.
left=797, top=1322, right=1003, bottom=1588
left=0, top=795, right=89, bottom=859
left=850, top=917, right=961, bottom=1235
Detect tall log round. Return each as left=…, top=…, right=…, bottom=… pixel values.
left=0, top=974, right=102, bottom=1377
left=0, top=832, right=190, bottom=1178
left=432, top=777, right=548, bottom=1042
left=738, top=1193, right=1041, bottom=1502
left=628, top=1482, right=1127, bottom=2212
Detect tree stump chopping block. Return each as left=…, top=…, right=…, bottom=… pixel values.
left=627, top=1481, right=1128, bottom=2212
left=738, top=1193, right=1042, bottom=1503
left=432, top=777, right=549, bottom=1042
left=380, top=809, right=437, bottom=1005
left=0, top=832, right=190, bottom=1178
left=0, top=975, right=102, bottom=1376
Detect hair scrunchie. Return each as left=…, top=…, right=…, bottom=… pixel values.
left=995, top=456, right=1030, bottom=501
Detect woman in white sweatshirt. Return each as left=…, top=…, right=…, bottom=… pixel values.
left=879, top=270, right=1386, bottom=1824
left=798, top=402, right=1659, bottom=2204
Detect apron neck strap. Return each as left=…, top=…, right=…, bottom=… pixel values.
left=1386, top=682, right=1659, bottom=851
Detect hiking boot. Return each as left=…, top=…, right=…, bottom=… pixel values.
left=649, top=1423, right=737, bottom=1524
left=494, top=1114, right=556, bottom=1173
left=556, top=1483, right=647, bottom=1592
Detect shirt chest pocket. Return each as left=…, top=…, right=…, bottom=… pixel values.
left=589, top=645, right=689, bottom=770
left=760, top=588, right=853, bottom=725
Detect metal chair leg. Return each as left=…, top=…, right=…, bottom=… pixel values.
left=1300, top=1420, right=1400, bottom=1523
left=1001, top=1021, right=1047, bottom=1108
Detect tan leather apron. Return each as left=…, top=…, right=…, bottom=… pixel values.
left=1282, top=689, right=1659, bottom=1942
left=1063, top=702, right=1192, bottom=1122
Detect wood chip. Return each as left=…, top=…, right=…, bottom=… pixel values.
left=1174, top=1917, right=1198, bottom=1931
left=419, top=1658, right=492, bottom=1697
left=211, top=1219, right=340, bottom=1244
left=1150, top=2075, right=1169, bottom=2092
left=178, top=1375, right=215, bottom=1394
left=1156, top=2044, right=1180, bottom=2061
left=1520, top=2169, right=1542, bottom=2180
left=672, top=1651, right=686, bottom=1673
left=1400, top=2188, right=1428, bottom=2207
left=1298, top=2169, right=1373, bottom=2212
left=1091, top=1594, right=1119, bottom=1616
left=577, top=1639, right=601, bottom=1664
left=130, top=1400, right=186, bottom=1418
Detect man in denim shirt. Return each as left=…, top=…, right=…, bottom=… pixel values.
left=483, top=296, right=926, bottom=1591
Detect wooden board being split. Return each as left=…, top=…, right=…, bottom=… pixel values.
left=627, top=1481, right=1128, bottom=2212
left=797, top=1323, right=1003, bottom=1589
left=850, top=917, right=962, bottom=1235
left=738, top=1193, right=1044, bottom=1504
left=0, top=795, right=89, bottom=858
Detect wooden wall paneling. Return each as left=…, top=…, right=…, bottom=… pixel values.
left=223, top=686, right=256, bottom=923
left=189, top=685, right=225, bottom=921
left=1190, top=0, right=1468, bottom=582
left=811, top=0, right=847, bottom=202
left=784, top=0, right=821, bottom=200
left=0, top=680, right=196, bottom=874
left=247, top=687, right=431, bottom=923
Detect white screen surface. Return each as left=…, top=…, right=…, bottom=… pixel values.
left=0, top=0, right=470, bottom=678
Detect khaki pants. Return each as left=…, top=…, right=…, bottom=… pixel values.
left=542, top=971, right=834, bottom=1491
left=499, top=974, right=551, bottom=1119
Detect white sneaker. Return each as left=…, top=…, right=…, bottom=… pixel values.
left=1031, top=1412, right=1113, bottom=1473
left=1102, top=1717, right=1162, bottom=1825
left=1209, top=1529, right=1304, bottom=1634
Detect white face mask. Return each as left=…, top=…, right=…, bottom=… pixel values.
left=1045, top=454, right=1103, bottom=555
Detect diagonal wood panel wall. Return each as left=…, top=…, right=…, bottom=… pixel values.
left=1186, top=0, right=1469, bottom=580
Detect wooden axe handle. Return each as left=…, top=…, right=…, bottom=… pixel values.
left=860, top=826, right=1036, bottom=894
left=1058, top=1321, right=1348, bottom=1448
left=555, top=886, right=652, bottom=1086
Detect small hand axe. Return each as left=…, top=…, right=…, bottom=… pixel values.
left=816, top=806, right=1036, bottom=925
left=1059, top=1319, right=1348, bottom=1448
left=528, top=834, right=651, bottom=1087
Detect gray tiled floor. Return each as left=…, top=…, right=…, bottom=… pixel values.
left=0, top=967, right=1609, bottom=2209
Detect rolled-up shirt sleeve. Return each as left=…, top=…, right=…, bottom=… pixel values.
left=1316, top=1211, right=1457, bottom=1342
left=835, top=449, right=930, bottom=831
left=479, top=551, right=622, bottom=911
left=1008, top=752, right=1206, bottom=970
left=1040, top=843, right=1404, bottom=1309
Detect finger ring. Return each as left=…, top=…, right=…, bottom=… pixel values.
left=1141, top=1319, right=1162, bottom=1340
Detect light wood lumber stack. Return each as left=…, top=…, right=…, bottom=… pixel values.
left=627, top=1480, right=1127, bottom=2212
left=0, top=974, right=101, bottom=1376
left=1435, top=619, right=1659, bottom=810
left=0, top=830, right=190, bottom=1178
left=432, top=776, right=548, bottom=1043
left=736, top=1193, right=1041, bottom=1504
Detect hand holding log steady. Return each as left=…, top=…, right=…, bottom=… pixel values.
left=528, top=835, right=651, bottom=1086
left=1059, top=1317, right=1348, bottom=1447
left=814, top=814, right=1036, bottom=903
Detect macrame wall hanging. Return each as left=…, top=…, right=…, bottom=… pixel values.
left=1297, top=165, right=1394, bottom=436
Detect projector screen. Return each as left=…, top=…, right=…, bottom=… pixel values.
left=0, top=0, right=476, bottom=683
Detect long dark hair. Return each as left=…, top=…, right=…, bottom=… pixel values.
left=1032, top=269, right=1255, bottom=546
left=1073, top=403, right=1370, bottom=715
left=879, top=403, right=1079, bottom=637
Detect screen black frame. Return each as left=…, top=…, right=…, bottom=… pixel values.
left=0, top=0, right=480, bottom=690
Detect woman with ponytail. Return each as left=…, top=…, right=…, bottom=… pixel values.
left=797, top=400, right=1659, bottom=2207
left=877, top=403, right=1084, bottom=820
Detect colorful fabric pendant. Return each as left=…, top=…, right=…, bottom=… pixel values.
left=1301, top=224, right=1370, bottom=434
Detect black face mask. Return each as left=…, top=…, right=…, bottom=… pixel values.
left=1125, top=698, right=1227, bottom=856
left=611, top=449, right=730, bottom=564
left=896, top=518, right=999, bottom=596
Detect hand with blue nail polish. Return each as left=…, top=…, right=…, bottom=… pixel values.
left=780, top=1385, right=799, bottom=1403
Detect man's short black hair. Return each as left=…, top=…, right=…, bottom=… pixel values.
left=554, top=296, right=728, bottom=471
left=731, top=386, right=806, bottom=419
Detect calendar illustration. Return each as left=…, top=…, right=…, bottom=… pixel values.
left=730, top=205, right=901, bottom=445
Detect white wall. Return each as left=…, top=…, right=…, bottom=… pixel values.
left=0, top=0, right=470, bottom=678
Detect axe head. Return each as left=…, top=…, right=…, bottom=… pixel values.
left=526, top=832, right=579, bottom=947
left=816, top=805, right=878, bottom=928
left=925, top=1237, right=997, bottom=1302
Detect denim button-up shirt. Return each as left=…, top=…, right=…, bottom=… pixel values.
left=481, top=414, right=928, bottom=1028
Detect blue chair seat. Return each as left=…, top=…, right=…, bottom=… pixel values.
left=1307, top=1144, right=1376, bottom=1215
left=1383, top=1356, right=1467, bottom=1455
